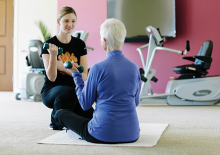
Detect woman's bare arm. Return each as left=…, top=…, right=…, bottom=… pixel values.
left=80, top=55, right=88, bottom=81
left=41, top=43, right=58, bottom=82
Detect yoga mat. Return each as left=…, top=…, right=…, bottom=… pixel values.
left=38, top=123, right=168, bottom=147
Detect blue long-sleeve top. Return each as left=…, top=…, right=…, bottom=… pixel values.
left=72, top=50, right=141, bottom=142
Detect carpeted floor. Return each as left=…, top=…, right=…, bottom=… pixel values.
left=1, top=91, right=220, bottom=155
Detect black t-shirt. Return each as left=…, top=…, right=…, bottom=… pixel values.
left=40, top=36, right=87, bottom=89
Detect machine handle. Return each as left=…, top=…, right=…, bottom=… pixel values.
left=186, top=40, right=190, bottom=51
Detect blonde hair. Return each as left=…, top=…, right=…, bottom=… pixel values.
left=100, top=18, right=126, bottom=51
left=58, top=6, right=77, bottom=20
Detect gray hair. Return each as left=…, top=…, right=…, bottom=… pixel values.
left=100, top=18, right=127, bottom=51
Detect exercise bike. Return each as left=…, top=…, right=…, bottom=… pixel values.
left=137, top=26, right=220, bottom=105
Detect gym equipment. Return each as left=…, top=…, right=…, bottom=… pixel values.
left=72, top=30, right=88, bottom=43
left=64, top=61, right=72, bottom=69
left=16, top=40, right=45, bottom=102
left=63, top=61, right=84, bottom=73
left=43, top=43, right=63, bottom=55
left=137, top=26, right=220, bottom=105
left=43, top=43, right=84, bottom=73
left=172, top=41, right=213, bottom=79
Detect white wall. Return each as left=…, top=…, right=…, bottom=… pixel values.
left=13, top=0, right=58, bottom=92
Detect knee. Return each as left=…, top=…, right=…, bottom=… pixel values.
left=54, top=109, right=70, bottom=122
left=54, top=109, right=64, bottom=121
left=42, top=101, right=53, bottom=109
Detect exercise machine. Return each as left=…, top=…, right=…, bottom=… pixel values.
left=16, top=40, right=45, bottom=102
left=16, top=31, right=93, bottom=102
left=137, top=26, right=220, bottom=105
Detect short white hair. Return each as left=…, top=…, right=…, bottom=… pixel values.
left=100, top=18, right=127, bottom=51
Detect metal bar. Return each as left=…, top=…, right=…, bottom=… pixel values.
left=141, top=93, right=175, bottom=99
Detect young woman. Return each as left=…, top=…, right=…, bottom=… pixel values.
left=40, top=6, right=93, bottom=130
left=55, top=18, right=141, bottom=143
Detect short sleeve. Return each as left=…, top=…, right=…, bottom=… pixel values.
left=80, top=40, right=87, bottom=56
left=40, top=38, right=53, bottom=57
left=40, top=43, right=49, bottom=57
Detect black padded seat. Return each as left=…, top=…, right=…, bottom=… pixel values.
left=173, top=64, right=208, bottom=75
left=173, top=41, right=213, bottom=79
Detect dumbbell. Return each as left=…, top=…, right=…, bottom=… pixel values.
left=64, top=61, right=84, bottom=73
left=43, top=43, right=63, bottom=55
left=43, top=43, right=84, bottom=73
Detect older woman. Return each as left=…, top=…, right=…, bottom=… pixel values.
left=55, top=18, right=141, bottom=143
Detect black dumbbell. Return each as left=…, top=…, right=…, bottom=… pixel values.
left=43, top=43, right=84, bottom=73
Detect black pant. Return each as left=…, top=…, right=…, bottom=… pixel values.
left=55, top=109, right=139, bottom=144
left=55, top=109, right=104, bottom=143
left=41, top=85, right=94, bottom=130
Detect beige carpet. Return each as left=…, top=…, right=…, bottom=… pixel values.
left=1, top=91, right=220, bottom=155
left=38, top=123, right=168, bottom=147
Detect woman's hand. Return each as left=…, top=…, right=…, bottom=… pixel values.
left=57, top=55, right=65, bottom=72
left=67, top=61, right=79, bottom=73
left=48, top=43, right=58, bottom=56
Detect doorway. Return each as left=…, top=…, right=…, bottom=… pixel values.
left=0, top=0, right=14, bottom=91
